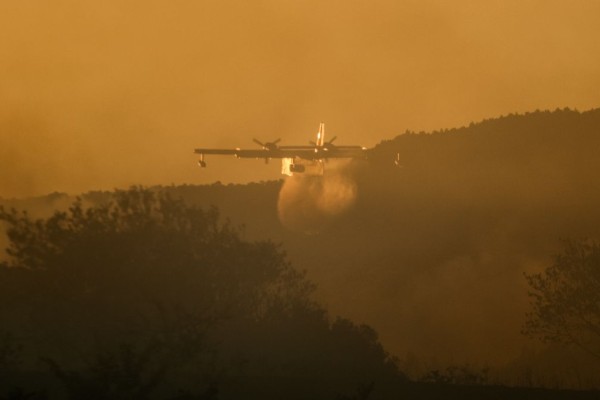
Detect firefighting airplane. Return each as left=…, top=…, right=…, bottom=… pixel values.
left=194, top=123, right=368, bottom=176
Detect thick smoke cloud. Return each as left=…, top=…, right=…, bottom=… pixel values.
left=2, top=1, right=600, bottom=197
left=277, top=161, right=357, bottom=233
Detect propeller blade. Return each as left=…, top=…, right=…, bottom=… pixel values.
left=253, top=138, right=265, bottom=147
left=309, top=141, right=316, bottom=146
left=273, top=138, right=282, bottom=144
left=327, top=136, right=337, bottom=144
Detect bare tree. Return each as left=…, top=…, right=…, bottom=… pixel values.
left=524, top=240, right=600, bottom=358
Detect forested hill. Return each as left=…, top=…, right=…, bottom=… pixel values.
left=3, top=108, right=600, bottom=386
left=317, top=108, right=600, bottom=373
left=369, top=107, right=600, bottom=204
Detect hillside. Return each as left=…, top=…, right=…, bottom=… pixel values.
left=282, top=108, right=600, bottom=383
left=2, top=108, right=600, bottom=387
left=329, top=108, right=600, bottom=360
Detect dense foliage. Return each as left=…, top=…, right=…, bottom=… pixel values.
left=0, top=188, right=399, bottom=398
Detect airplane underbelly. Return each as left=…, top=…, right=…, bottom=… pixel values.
left=281, top=157, right=324, bottom=176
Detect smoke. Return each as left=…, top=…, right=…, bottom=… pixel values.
left=2, top=2, right=600, bottom=197
left=277, top=160, right=357, bottom=233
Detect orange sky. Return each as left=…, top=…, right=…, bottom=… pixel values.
left=1, top=0, right=599, bottom=197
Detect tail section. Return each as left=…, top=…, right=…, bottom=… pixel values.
left=317, top=122, right=325, bottom=147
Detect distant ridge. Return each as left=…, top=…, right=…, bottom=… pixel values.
left=388, top=107, right=600, bottom=139
left=369, top=107, right=600, bottom=176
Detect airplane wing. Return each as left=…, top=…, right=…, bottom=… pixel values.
left=194, top=147, right=367, bottom=159
left=194, top=148, right=295, bottom=158
left=234, top=148, right=367, bottom=160
left=193, top=149, right=273, bottom=158
left=194, top=148, right=321, bottom=159
left=318, top=148, right=368, bottom=159
left=193, top=149, right=239, bottom=155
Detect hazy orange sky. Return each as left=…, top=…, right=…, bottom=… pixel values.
left=1, top=0, right=599, bottom=197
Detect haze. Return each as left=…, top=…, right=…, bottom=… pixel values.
left=1, top=0, right=600, bottom=197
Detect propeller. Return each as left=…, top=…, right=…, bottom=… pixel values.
left=310, top=136, right=337, bottom=147
left=253, top=138, right=281, bottom=150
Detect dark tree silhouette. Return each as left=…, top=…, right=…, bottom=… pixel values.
left=0, top=187, right=401, bottom=397
left=0, top=187, right=313, bottom=394
left=524, top=240, right=600, bottom=358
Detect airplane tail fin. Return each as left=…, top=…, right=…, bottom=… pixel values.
left=317, top=122, right=325, bottom=147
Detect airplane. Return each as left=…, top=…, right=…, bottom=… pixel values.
left=194, top=123, right=368, bottom=176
